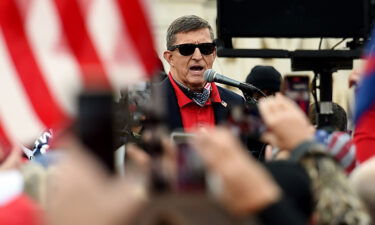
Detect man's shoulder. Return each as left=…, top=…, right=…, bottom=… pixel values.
left=152, top=77, right=175, bottom=95
left=217, top=86, right=244, bottom=104
left=154, top=76, right=171, bottom=87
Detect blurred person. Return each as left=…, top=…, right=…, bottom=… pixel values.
left=314, top=130, right=357, bottom=174
left=263, top=160, right=313, bottom=220
left=353, top=32, right=375, bottom=164
left=259, top=94, right=370, bottom=225
left=160, top=15, right=244, bottom=132
left=115, top=94, right=312, bottom=224
left=259, top=93, right=315, bottom=160
left=20, top=162, right=48, bottom=208
left=131, top=194, right=258, bottom=225
left=350, top=156, right=375, bottom=224
left=244, top=65, right=282, bottom=161
left=309, top=102, right=357, bottom=173
left=192, top=127, right=309, bottom=225
left=354, top=97, right=375, bottom=164
left=45, top=133, right=147, bottom=225
left=300, top=151, right=369, bottom=225
left=0, top=147, right=44, bottom=225
left=309, top=102, right=348, bottom=132
left=245, top=65, right=282, bottom=101
left=119, top=101, right=312, bottom=224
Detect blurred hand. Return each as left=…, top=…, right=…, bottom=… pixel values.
left=126, top=134, right=177, bottom=188
left=126, top=143, right=151, bottom=171
left=259, top=93, right=314, bottom=151
left=0, top=147, right=22, bottom=171
left=192, top=127, right=281, bottom=216
left=47, top=134, right=147, bottom=225
left=160, top=137, right=177, bottom=184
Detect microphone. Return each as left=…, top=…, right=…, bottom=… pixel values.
left=204, top=69, right=265, bottom=96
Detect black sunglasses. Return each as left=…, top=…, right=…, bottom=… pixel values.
left=168, top=42, right=216, bottom=56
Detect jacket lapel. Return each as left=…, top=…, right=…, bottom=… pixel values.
left=213, top=100, right=229, bottom=124
left=161, top=78, right=184, bottom=131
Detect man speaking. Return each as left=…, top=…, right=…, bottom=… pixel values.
left=159, top=15, right=244, bottom=132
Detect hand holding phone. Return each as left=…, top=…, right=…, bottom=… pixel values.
left=171, top=132, right=206, bottom=192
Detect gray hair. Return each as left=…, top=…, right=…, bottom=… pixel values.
left=300, top=152, right=371, bottom=225
left=166, top=15, right=214, bottom=49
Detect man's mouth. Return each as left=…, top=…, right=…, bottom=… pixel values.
left=189, top=65, right=204, bottom=72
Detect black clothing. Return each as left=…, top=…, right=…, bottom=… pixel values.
left=255, top=161, right=313, bottom=225
left=264, top=161, right=313, bottom=220
left=258, top=197, right=308, bottom=225
left=156, top=77, right=245, bottom=132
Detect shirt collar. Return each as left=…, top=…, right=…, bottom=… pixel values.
left=168, top=73, right=221, bottom=107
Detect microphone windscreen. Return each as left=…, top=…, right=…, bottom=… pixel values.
left=204, top=69, right=216, bottom=82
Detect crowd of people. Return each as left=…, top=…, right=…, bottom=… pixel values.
left=1, top=15, right=375, bottom=225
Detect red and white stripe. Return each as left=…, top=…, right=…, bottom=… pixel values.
left=327, top=131, right=357, bottom=174
left=0, top=0, right=158, bottom=149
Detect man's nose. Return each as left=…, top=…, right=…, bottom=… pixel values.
left=191, top=47, right=203, bottom=60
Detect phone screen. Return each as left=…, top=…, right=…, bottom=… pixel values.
left=283, top=75, right=310, bottom=114
left=171, top=132, right=205, bottom=192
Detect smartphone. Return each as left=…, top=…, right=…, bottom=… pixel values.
left=225, top=104, right=267, bottom=161
left=77, top=92, right=115, bottom=174
left=226, top=104, right=266, bottom=140
left=282, top=75, right=310, bottom=114
left=171, top=132, right=206, bottom=192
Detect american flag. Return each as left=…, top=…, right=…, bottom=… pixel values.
left=355, top=27, right=375, bottom=124
left=0, top=0, right=159, bottom=156
left=354, top=25, right=375, bottom=163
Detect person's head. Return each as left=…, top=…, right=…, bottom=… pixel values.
left=163, top=15, right=216, bottom=91
left=309, top=102, right=348, bottom=132
left=245, top=65, right=282, bottom=100
left=300, top=152, right=370, bottom=225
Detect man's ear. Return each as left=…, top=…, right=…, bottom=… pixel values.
left=163, top=51, right=173, bottom=66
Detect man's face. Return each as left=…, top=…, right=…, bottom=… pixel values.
left=164, top=28, right=216, bottom=91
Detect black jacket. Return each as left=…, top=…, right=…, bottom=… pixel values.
left=156, top=77, right=245, bottom=132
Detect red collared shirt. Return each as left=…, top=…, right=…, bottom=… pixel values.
left=168, top=74, right=222, bottom=131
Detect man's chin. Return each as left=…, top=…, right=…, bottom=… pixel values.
left=188, top=81, right=206, bottom=91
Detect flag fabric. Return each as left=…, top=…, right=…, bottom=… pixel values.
left=353, top=26, right=375, bottom=163
left=315, top=130, right=357, bottom=173
left=0, top=0, right=159, bottom=150
left=354, top=28, right=375, bottom=124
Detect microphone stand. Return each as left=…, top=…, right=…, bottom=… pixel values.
left=239, top=84, right=267, bottom=106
